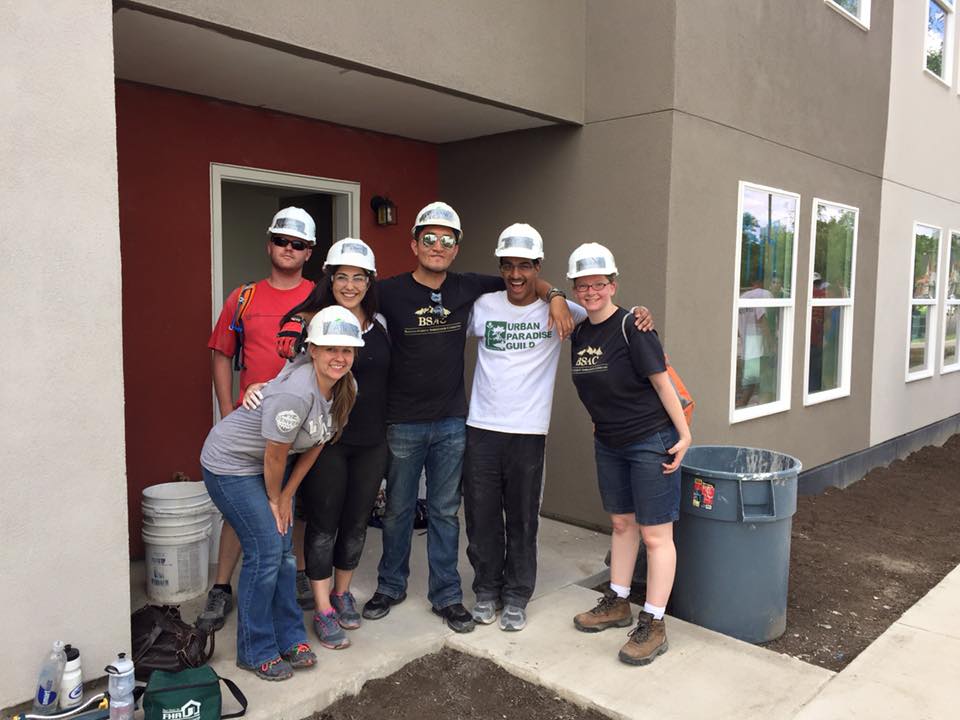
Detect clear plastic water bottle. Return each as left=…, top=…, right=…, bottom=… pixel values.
left=105, top=652, right=135, bottom=720
left=31, top=640, right=67, bottom=715
left=59, top=644, right=83, bottom=710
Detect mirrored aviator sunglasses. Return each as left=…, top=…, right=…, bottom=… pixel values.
left=271, top=236, right=310, bottom=251
left=421, top=232, right=458, bottom=249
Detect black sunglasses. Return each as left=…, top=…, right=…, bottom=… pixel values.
left=271, top=236, right=310, bottom=251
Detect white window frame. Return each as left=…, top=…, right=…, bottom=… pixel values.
left=729, top=181, right=800, bottom=424
left=905, top=222, right=942, bottom=382
left=923, top=0, right=955, bottom=87
left=941, top=229, right=960, bottom=373
left=803, top=199, right=859, bottom=406
left=824, top=0, right=871, bottom=31
left=209, top=163, right=360, bottom=326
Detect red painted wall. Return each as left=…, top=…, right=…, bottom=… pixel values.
left=116, top=81, right=438, bottom=557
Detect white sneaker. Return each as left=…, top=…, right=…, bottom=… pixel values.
left=471, top=600, right=499, bottom=625
left=499, top=604, right=526, bottom=631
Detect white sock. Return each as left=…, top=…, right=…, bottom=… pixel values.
left=609, top=583, right=630, bottom=599
left=643, top=602, right=666, bottom=620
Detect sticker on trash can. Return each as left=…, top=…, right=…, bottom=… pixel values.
left=692, top=478, right=715, bottom=510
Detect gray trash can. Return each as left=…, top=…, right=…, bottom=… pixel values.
left=671, top=445, right=801, bottom=643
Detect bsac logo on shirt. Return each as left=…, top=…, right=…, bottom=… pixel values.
left=575, top=346, right=603, bottom=366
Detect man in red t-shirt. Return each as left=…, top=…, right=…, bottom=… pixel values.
left=198, top=207, right=317, bottom=633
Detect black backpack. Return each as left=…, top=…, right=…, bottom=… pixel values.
left=131, top=605, right=215, bottom=681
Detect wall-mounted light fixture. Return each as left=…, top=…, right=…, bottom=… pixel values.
left=370, top=195, right=397, bottom=226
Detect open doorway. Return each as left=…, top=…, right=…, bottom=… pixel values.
left=209, top=163, right=360, bottom=418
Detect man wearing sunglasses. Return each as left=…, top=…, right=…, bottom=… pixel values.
left=363, top=202, right=577, bottom=634
left=200, top=206, right=317, bottom=632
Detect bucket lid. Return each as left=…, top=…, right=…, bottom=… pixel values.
left=142, top=482, right=210, bottom=501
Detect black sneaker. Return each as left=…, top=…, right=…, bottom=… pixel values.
left=362, top=591, right=407, bottom=620
left=432, top=602, right=476, bottom=633
left=296, top=570, right=314, bottom=610
left=196, top=587, right=233, bottom=632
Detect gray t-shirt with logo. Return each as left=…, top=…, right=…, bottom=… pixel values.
left=200, top=361, right=335, bottom=476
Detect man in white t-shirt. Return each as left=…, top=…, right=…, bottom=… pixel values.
left=463, top=224, right=651, bottom=632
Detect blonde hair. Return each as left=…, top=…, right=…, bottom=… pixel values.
left=328, top=370, right=358, bottom=444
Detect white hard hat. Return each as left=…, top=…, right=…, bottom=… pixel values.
left=412, top=201, right=462, bottom=239
left=267, top=207, right=317, bottom=244
left=306, top=306, right=365, bottom=348
left=324, top=238, right=377, bottom=274
left=567, top=243, right=618, bottom=279
left=495, top=223, right=544, bottom=260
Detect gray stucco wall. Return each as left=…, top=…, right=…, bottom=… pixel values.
left=440, top=114, right=674, bottom=529
left=0, top=1, right=130, bottom=708
left=674, top=0, right=893, bottom=177
left=665, top=111, right=882, bottom=470
left=870, top=0, right=960, bottom=445
left=126, top=0, right=587, bottom=122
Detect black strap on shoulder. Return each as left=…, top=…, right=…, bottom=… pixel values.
left=218, top=675, right=248, bottom=718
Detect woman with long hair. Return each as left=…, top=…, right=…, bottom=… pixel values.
left=200, top=305, right=362, bottom=680
left=566, top=242, right=691, bottom=667
left=248, top=238, right=390, bottom=650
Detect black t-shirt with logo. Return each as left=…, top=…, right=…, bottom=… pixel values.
left=379, top=272, right=504, bottom=423
left=341, top=319, right=391, bottom=446
left=570, top=306, right=671, bottom=448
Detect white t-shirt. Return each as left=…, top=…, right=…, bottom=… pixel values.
left=467, top=292, right=586, bottom=435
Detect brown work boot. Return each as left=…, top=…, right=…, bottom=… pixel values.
left=573, top=590, right=632, bottom=633
left=618, top=611, right=668, bottom=666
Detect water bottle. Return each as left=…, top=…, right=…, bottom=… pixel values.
left=105, top=652, right=135, bottom=720
left=31, top=640, right=67, bottom=715
left=59, top=644, right=83, bottom=710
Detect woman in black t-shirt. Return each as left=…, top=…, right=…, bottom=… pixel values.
left=566, top=242, right=691, bottom=667
left=248, top=238, right=390, bottom=652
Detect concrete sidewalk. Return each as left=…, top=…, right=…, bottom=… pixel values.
left=128, top=518, right=959, bottom=720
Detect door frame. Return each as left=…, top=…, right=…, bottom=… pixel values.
left=209, top=162, right=361, bottom=324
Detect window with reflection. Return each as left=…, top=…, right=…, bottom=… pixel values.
left=806, top=201, right=858, bottom=402
left=942, top=231, right=960, bottom=371
left=908, top=223, right=941, bottom=378
left=925, top=0, right=954, bottom=82
left=732, top=183, right=798, bottom=421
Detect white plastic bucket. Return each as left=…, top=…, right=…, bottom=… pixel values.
left=143, top=526, right=211, bottom=603
left=142, top=482, right=215, bottom=602
left=142, top=482, right=212, bottom=516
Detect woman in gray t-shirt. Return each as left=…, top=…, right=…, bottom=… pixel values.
left=200, top=306, right=363, bottom=681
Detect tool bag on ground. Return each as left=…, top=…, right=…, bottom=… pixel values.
left=131, top=604, right=215, bottom=680
left=142, top=665, right=247, bottom=720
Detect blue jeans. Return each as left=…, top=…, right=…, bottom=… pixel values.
left=202, top=468, right=306, bottom=668
left=377, top=417, right=466, bottom=608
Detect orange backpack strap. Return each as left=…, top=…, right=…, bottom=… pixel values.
left=228, top=282, right=257, bottom=371
left=620, top=314, right=694, bottom=427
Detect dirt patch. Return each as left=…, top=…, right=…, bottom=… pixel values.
left=760, top=434, right=960, bottom=670
left=310, top=648, right=609, bottom=720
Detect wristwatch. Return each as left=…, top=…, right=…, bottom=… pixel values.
left=546, top=287, right=566, bottom=302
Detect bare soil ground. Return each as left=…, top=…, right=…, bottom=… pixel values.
left=310, top=648, right=609, bottom=720
left=761, top=434, right=960, bottom=670
left=306, top=435, right=959, bottom=720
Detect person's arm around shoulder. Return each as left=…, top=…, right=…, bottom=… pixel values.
left=534, top=278, right=574, bottom=339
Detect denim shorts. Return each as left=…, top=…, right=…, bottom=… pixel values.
left=594, top=426, right=681, bottom=526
